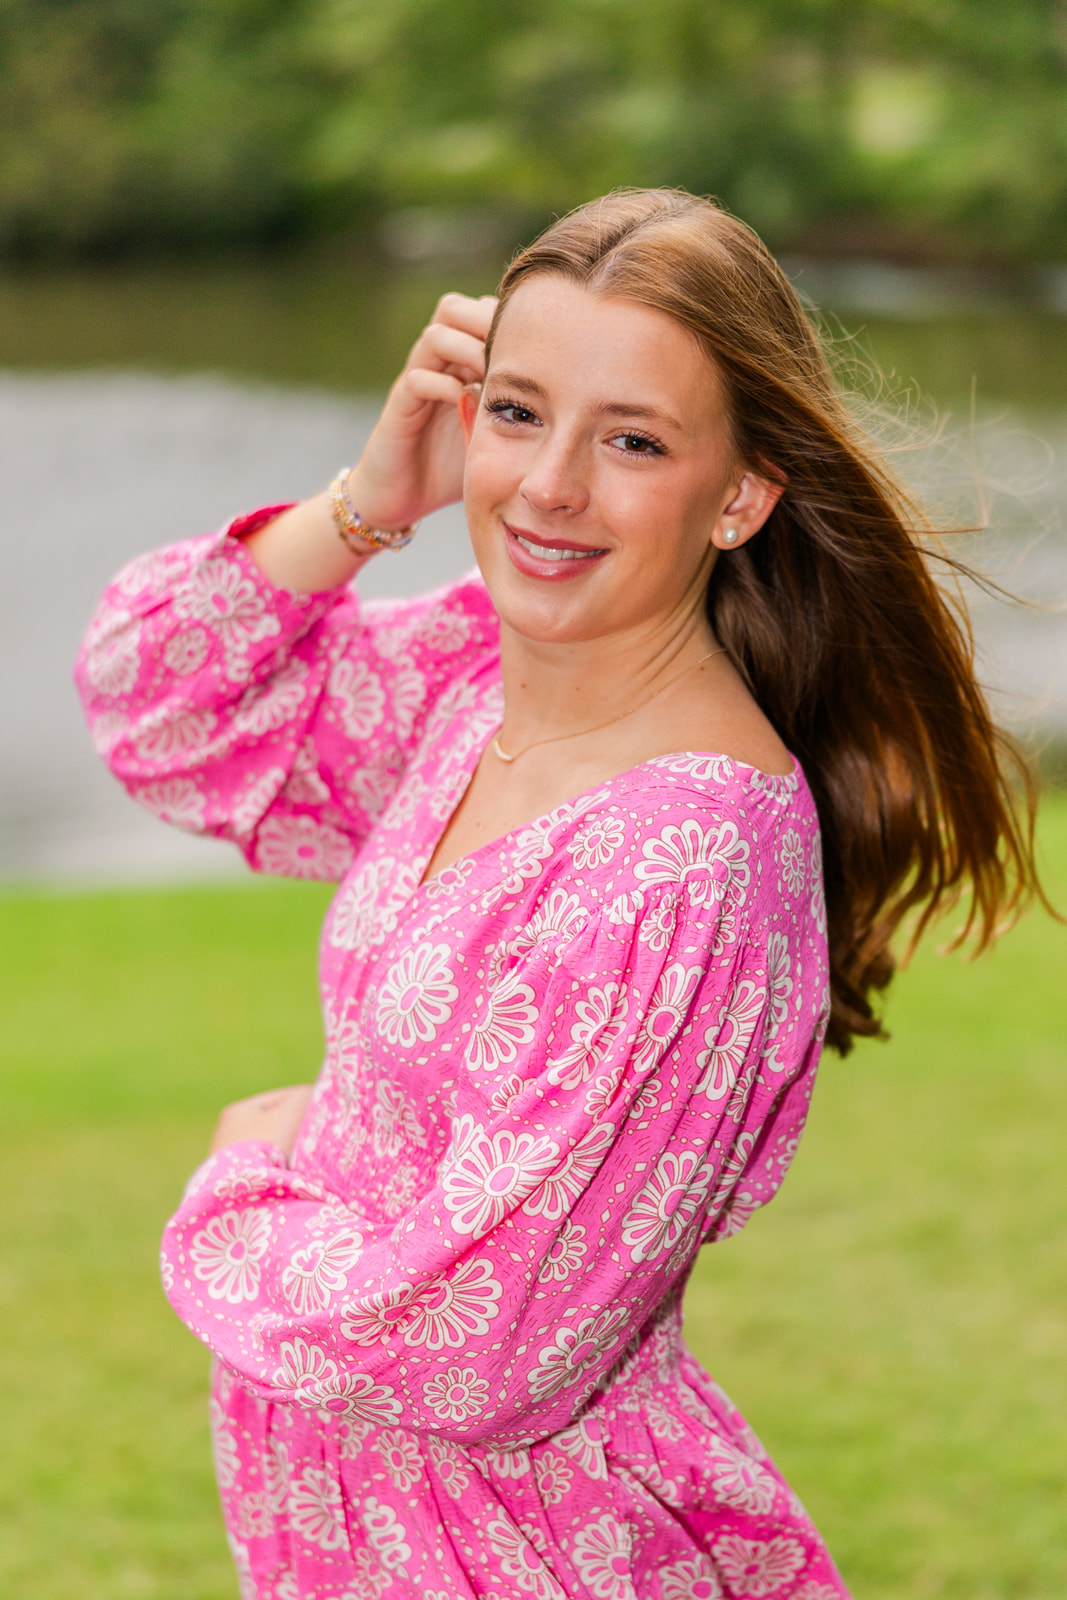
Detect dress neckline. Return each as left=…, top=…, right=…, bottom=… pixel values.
left=415, top=714, right=800, bottom=891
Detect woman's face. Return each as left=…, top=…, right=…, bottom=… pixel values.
left=461, top=274, right=750, bottom=648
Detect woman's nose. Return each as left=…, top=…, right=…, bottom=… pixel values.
left=519, top=435, right=590, bottom=516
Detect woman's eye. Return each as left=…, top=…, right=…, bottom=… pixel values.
left=611, top=432, right=663, bottom=455
left=487, top=400, right=539, bottom=426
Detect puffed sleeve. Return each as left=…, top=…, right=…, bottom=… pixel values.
left=160, top=874, right=823, bottom=1448
left=74, top=507, right=499, bottom=878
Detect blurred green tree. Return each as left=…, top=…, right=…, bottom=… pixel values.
left=1, top=0, right=1065, bottom=261
left=0, top=0, right=319, bottom=252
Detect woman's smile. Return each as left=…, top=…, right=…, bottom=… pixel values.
left=504, top=520, right=609, bottom=579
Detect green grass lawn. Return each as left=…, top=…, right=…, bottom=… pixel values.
left=2, top=799, right=1065, bottom=1600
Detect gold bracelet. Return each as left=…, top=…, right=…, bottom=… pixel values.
left=329, top=468, right=417, bottom=553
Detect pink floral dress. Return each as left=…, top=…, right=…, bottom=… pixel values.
left=77, top=507, right=850, bottom=1600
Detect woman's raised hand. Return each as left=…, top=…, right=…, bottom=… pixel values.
left=242, top=291, right=496, bottom=594
left=347, top=292, right=497, bottom=532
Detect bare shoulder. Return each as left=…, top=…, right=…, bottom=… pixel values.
left=683, top=699, right=793, bottom=776
left=630, top=656, right=795, bottom=777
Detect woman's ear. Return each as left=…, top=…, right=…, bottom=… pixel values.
left=458, top=383, right=481, bottom=445
left=711, top=470, right=785, bottom=550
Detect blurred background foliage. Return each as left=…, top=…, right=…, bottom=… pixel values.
left=4, top=0, right=1067, bottom=266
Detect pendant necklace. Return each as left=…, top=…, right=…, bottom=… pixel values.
left=491, top=647, right=726, bottom=764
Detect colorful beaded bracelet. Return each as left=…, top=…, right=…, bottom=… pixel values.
left=329, top=468, right=417, bottom=553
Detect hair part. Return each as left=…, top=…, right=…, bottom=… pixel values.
left=491, top=187, right=1047, bottom=1054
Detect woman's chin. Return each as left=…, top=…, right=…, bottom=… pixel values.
left=477, top=566, right=613, bottom=646
left=494, top=599, right=601, bottom=647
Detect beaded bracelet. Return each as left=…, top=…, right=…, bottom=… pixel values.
left=329, top=468, right=417, bottom=553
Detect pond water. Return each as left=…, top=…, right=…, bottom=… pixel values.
left=1, top=259, right=1064, bottom=881
left=4, top=254, right=1067, bottom=409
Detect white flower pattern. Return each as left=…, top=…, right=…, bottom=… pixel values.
left=422, top=1366, right=491, bottom=1425
left=255, top=813, right=353, bottom=880
left=695, top=980, right=768, bottom=1101
left=570, top=814, right=627, bottom=870
left=376, top=941, right=458, bottom=1047
left=173, top=556, right=280, bottom=673
left=376, top=1429, right=423, bottom=1492
left=371, top=1077, right=427, bottom=1158
left=635, top=819, right=751, bottom=907
left=621, top=1150, right=716, bottom=1263
left=712, top=1534, right=806, bottom=1596
left=527, top=1306, right=629, bottom=1402
left=631, top=961, right=703, bottom=1073
left=329, top=655, right=386, bottom=740
left=661, top=1555, right=724, bottom=1599
left=364, top=1496, right=412, bottom=1570
left=162, top=626, right=209, bottom=676
left=766, top=931, right=795, bottom=1030
left=533, top=1452, right=573, bottom=1505
left=548, top=983, right=629, bottom=1089
left=288, top=1465, right=347, bottom=1551
left=443, top=1125, right=561, bottom=1237
left=706, top=1441, right=779, bottom=1515
left=83, top=611, right=143, bottom=696
left=134, top=777, right=207, bottom=831
left=466, top=970, right=539, bottom=1072
left=571, top=1513, right=635, bottom=1598
left=523, top=1121, right=615, bottom=1221
left=133, top=705, right=218, bottom=763
left=399, top=1256, right=503, bottom=1349
left=190, top=1208, right=272, bottom=1302
left=233, top=658, right=309, bottom=736
left=778, top=828, right=806, bottom=896
left=537, top=1219, right=588, bottom=1282
left=280, top=1228, right=363, bottom=1316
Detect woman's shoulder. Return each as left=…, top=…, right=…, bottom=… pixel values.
left=498, top=753, right=817, bottom=950
left=575, top=750, right=818, bottom=839
left=521, top=750, right=819, bottom=918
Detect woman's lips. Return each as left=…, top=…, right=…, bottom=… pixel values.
left=504, top=522, right=608, bottom=580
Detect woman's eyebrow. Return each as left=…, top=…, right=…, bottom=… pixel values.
left=484, top=370, right=548, bottom=397
left=594, top=399, right=684, bottom=431
left=486, top=370, right=683, bottom=431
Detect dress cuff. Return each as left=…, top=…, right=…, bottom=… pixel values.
left=225, top=503, right=299, bottom=541
left=209, top=501, right=348, bottom=618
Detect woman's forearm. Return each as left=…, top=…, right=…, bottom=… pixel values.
left=242, top=484, right=378, bottom=594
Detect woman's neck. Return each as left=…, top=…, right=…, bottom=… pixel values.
left=496, top=611, right=718, bottom=756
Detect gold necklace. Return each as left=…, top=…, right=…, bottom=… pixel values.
left=491, top=648, right=726, bottom=764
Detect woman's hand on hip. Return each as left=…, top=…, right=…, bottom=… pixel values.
left=347, top=291, right=497, bottom=531
left=210, top=1084, right=314, bottom=1161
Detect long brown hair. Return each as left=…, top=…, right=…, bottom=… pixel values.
left=488, top=188, right=1046, bottom=1054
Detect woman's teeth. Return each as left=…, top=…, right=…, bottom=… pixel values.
left=515, top=534, right=602, bottom=562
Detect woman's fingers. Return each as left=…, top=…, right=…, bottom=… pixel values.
left=210, top=1083, right=315, bottom=1159
left=341, top=290, right=494, bottom=529
left=432, top=290, right=497, bottom=339
left=405, top=367, right=469, bottom=405
left=375, top=368, right=467, bottom=439
left=402, top=291, right=497, bottom=378
left=405, top=320, right=489, bottom=381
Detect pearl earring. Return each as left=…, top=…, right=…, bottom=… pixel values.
left=722, top=527, right=739, bottom=545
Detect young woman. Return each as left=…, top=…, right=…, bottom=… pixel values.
left=77, top=189, right=1039, bottom=1599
